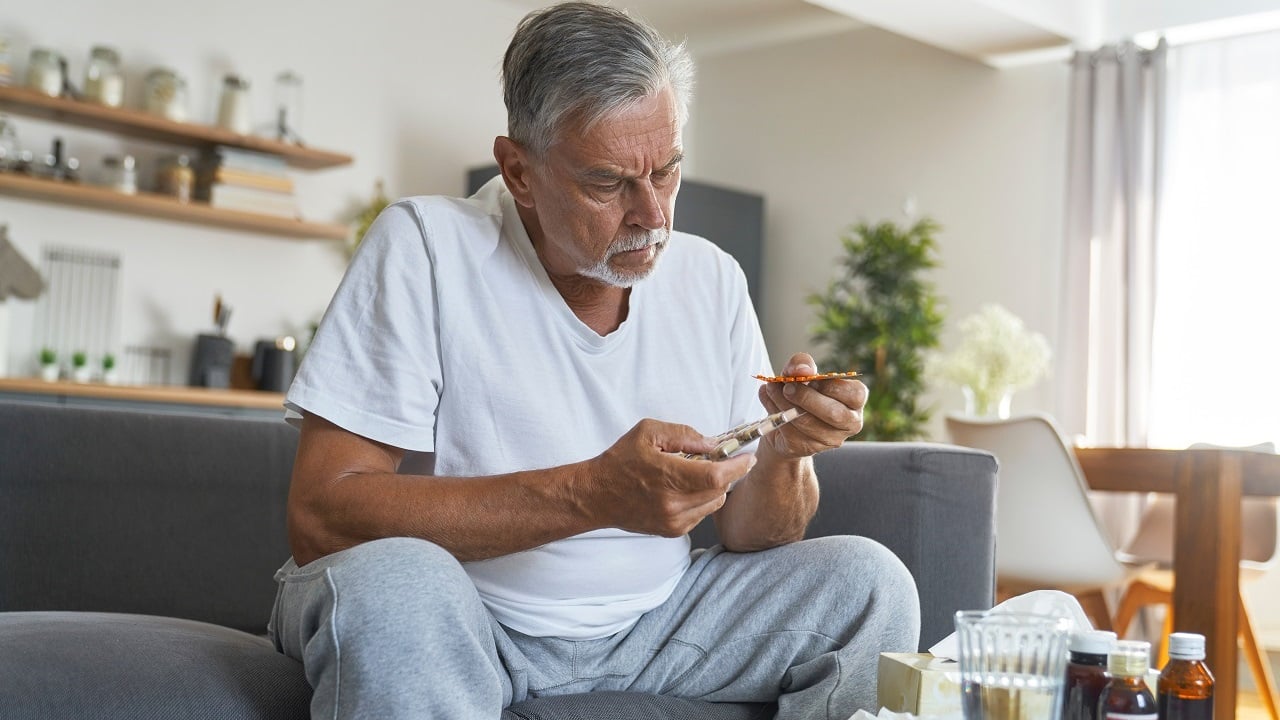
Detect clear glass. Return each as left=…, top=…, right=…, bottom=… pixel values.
left=83, top=45, right=124, bottom=107
left=955, top=610, right=1071, bottom=720
left=0, top=114, right=17, bottom=171
left=273, top=71, right=303, bottom=142
left=25, top=47, right=65, bottom=97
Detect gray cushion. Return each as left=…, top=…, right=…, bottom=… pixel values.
left=0, top=612, right=310, bottom=720
left=0, top=403, right=297, bottom=633
left=504, top=693, right=774, bottom=720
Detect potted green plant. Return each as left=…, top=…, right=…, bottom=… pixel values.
left=928, top=303, right=1051, bottom=417
left=807, top=218, right=945, bottom=441
left=71, top=350, right=90, bottom=383
left=102, top=353, right=119, bottom=385
left=38, top=347, right=58, bottom=382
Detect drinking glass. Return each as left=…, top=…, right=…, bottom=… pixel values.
left=955, top=610, right=1071, bottom=720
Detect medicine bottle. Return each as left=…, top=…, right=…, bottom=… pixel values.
left=1158, top=632, right=1213, bottom=720
left=1063, top=630, right=1116, bottom=720
left=1099, top=640, right=1157, bottom=720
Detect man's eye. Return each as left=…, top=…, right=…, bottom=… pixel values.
left=596, top=182, right=623, bottom=193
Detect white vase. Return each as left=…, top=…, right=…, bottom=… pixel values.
left=962, top=385, right=1013, bottom=418
left=40, top=363, right=59, bottom=382
left=72, top=366, right=92, bottom=383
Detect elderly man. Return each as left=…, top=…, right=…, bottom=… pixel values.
left=269, top=2, right=919, bottom=718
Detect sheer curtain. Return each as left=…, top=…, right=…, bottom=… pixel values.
left=1058, top=41, right=1166, bottom=449
left=1147, top=31, right=1280, bottom=449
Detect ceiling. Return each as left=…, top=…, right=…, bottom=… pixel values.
left=497, top=0, right=1280, bottom=66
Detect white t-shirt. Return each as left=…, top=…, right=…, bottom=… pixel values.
left=286, top=177, right=772, bottom=639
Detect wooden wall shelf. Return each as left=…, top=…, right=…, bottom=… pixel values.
left=0, top=84, right=352, bottom=170
left=0, top=173, right=349, bottom=240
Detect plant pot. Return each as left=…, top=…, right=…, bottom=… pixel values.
left=103, top=369, right=120, bottom=385
left=40, top=364, right=59, bottom=382
left=72, top=366, right=92, bottom=383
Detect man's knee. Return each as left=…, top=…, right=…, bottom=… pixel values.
left=307, top=537, right=482, bottom=626
left=795, top=536, right=920, bottom=637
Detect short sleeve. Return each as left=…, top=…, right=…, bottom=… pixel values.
left=285, top=201, right=442, bottom=451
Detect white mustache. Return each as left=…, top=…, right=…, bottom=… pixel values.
left=610, top=228, right=669, bottom=254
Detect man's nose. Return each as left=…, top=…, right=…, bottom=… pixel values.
left=625, top=181, right=667, bottom=230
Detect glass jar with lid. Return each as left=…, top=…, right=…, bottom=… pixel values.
left=143, top=67, right=189, bottom=122
left=26, top=48, right=65, bottom=97
left=83, top=45, right=124, bottom=107
left=216, top=74, right=252, bottom=135
left=0, top=114, right=18, bottom=171
left=156, top=154, right=195, bottom=202
left=100, top=154, right=137, bottom=195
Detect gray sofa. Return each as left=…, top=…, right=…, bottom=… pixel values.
left=0, top=401, right=996, bottom=719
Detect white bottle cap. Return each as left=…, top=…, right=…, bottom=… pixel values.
left=1070, top=630, right=1118, bottom=655
left=1168, top=632, right=1206, bottom=660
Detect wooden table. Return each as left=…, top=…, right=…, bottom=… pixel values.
left=1074, top=447, right=1280, bottom=720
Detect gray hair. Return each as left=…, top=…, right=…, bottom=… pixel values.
left=502, top=2, right=695, bottom=157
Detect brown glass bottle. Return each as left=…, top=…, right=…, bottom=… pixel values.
left=1063, top=630, right=1116, bottom=720
left=1158, top=632, right=1214, bottom=720
left=1099, top=640, right=1158, bottom=720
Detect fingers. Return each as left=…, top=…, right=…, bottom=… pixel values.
left=638, top=418, right=715, bottom=456
left=757, top=353, right=870, bottom=457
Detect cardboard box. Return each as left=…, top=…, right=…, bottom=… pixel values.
left=878, top=652, right=963, bottom=716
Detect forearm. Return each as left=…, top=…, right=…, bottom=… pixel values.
left=288, top=462, right=598, bottom=565
left=712, top=442, right=819, bottom=552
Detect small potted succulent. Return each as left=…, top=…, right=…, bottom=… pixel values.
left=39, top=347, right=58, bottom=382
left=71, top=350, right=91, bottom=383
left=102, top=353, right=119, bottom=385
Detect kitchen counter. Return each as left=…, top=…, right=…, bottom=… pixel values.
left=0, top=377, right=286, bottom=417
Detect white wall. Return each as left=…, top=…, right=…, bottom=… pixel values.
left=690, top=25, right=1070, bottom=440
left=0, top=0, right=522, bottom=380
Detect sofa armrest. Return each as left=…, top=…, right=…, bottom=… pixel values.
left=690, top=442, right=997, bottom=650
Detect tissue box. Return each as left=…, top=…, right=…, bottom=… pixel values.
left=878, top=652, right=963, bottom=716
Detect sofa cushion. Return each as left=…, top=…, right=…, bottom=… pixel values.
left=503, top=692, right=775, bottom=720
left=0, top=612, right=310, bottom=720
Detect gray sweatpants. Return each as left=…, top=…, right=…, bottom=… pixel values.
left=268, top=535, right=919, bottom=720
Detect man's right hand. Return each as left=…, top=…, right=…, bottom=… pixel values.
left=585, top=419, right=756, bottom=538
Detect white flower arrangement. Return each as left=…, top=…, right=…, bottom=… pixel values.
left=929, top=304, right=1051, bottom=416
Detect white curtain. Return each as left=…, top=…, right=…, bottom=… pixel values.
left=1146, top=31, right=1280, bottom=450
left=1058, top=40, right=1167, bottom=449
left=1058, top=41, right=1166, bottom=549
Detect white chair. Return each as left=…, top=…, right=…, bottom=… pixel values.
left=945, top=413, right=1148, bottom=631
left=1114, top=442, right=1279, bottom=720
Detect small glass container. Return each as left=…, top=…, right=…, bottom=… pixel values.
left=1099, top=640, right=1158, bottom=720
left=26, top=48, right=65, bottom=97
left=273, top=71, right=303, bottom=142
left=83, top=45, right=125, bottom=107
left=100, top=154, right=137, bottom=194
left=0, top=114, right=18, bottom=171
left=1158, top=632, right=1214, bottom=720
left=216, top=74, right=252, bottom=135
left=156, top=154, right=195, bottom=202
left=1062, top=630, right=1116, bottom=720
left=143, top=67, right=189, bottom=122
left=0, top=35, right=14, bottom=87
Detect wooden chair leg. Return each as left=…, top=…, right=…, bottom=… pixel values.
left=1155, top=601, right=1174, bottom=670
left=1114, top=579, right=1168, bottom=639
left=1077, top=589, right=1115, bottom=632
left=1239, top=594, right=1280, bottom=720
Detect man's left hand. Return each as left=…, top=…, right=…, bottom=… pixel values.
left=758, top=352, right=867, bottom=459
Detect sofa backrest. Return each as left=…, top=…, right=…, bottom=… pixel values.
left=0, top=401, right=297, bottom=633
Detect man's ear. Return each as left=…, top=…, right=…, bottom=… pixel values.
left=494, top=136, right=537, bottom=208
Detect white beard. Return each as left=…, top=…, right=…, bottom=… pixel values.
left=578, top=227, right=670, bottom=288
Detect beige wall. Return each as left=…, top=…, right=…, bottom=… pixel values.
left=690, top=26, right=1070, bottom=440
